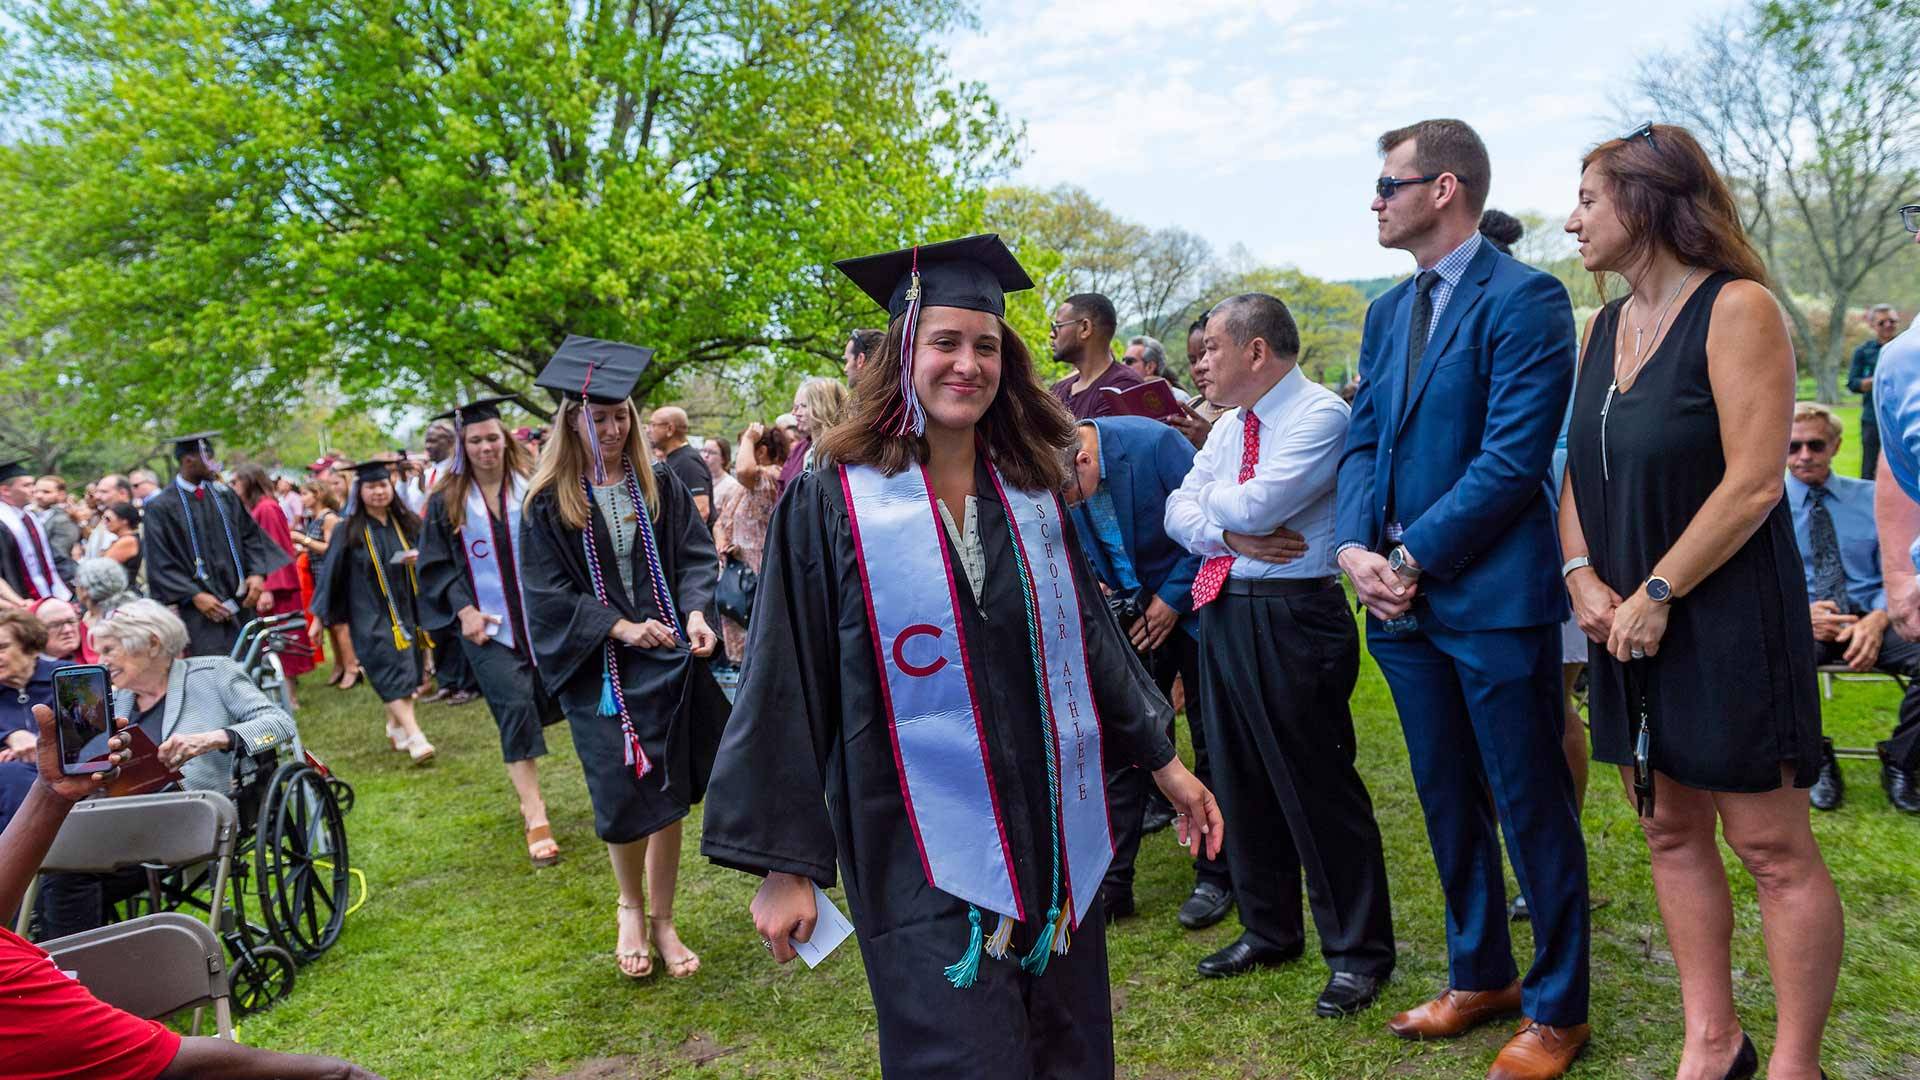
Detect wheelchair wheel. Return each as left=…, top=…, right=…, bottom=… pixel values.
left=256, top=762, right=351, bottom=964
left=229, top=944, right=297, bottom=1014
left=327, top=777, right=355, bottom=816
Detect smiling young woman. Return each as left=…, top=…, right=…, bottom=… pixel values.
left=701, top=235, right=1223, bottom=1079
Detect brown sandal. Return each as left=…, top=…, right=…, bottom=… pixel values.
left=526, top=823, right=561, bottom=868
left=616, top=899, right=651, bottom=979
left=648, top=914, right=700, bottom=979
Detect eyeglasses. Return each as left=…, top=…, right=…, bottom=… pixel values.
left=43, top=619, right=78, bottom=632
left=1901, top=204, right=1920, bottom=234
left=1049, top=317, right=1087, bottom=335
left=1622, top=121, right=1657, bottom=148
left=1375, top=174, right=1441, bottom=201
left=1789, top=438, right=1830, bottom=454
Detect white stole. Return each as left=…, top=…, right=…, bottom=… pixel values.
left=0, top=502, right=70, bottom=601
left=841, top=461, right=1113, bottom=927
left=461, top=475, right=527, bottom=649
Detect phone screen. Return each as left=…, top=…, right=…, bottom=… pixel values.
left=51, top=665, right=112, bottom=771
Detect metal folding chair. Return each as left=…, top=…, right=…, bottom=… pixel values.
left=15, top=790, right=238, bottom=939
left=1816, top=663, right=1904, bottom=761
left=40, top=912, right=235, bottom=1037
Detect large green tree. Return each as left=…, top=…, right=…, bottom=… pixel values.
left=0, top=0, right=1015, bottom=449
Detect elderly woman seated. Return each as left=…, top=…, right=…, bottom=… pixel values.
left=34, top=599, right=299, bottom=941
left=0, top=610, right=67, bottom=831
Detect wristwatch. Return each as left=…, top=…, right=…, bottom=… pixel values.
left=1644, top=575, right=1673, bottom=603
left=1388, top=545, right=1422, bottom=580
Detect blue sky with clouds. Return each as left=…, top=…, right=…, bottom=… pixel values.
left=946, top=0, right=1738, bottom=282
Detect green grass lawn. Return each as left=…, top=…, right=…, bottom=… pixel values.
left=236, top=616, right=1919, bottom=1080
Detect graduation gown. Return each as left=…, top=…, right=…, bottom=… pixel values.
left=0, top=528, right=33, bottom=604
left=142, top=481, right=291, bottom=657
left=518, top=462, right=729, bottom=843
left=417, top=486, right=562, bottom=763
left=312, top=515, right=424, bottom=703
left=700, top=463, right=1176, bottom=1080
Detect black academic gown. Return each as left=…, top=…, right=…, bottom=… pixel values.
left=0, top=527, right=33, bottom=603
left=518, top=463, right=729, bottom=843
left=142, top=481, right=292, bottom=657
left=417, top=486, right=562, bottom=763
left=312, top=515, right=424, bottom=703
left=700, top=462, right=1176, bottom=1080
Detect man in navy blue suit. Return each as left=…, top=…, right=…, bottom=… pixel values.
left=1063, top=415, right=1238, bottom=930
left=1334, top=119, right=1590, bottom=1080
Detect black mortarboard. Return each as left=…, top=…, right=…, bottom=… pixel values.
left=342, top=460, right=394, bottom=483
left=0, top=460, right=31, bottom=483
left=170, top=431, right=220, bottom=461
left=534, top=336, right=656, bottom=406
left=429, top=396, right=516, bottom=427
left=834, top=233, right=1034, bottom=321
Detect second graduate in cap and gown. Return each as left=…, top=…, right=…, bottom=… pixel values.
left=415, top=396, right=567, bottom=867
left=0, top=459, right=73, bottom=608
left=312, top=460, right=437, bottom=764
left=519, top=336, right=729, bottom=980
left=140, top=433, right=291, bottom=657
left=700, top=235, right=1225, bottom=1079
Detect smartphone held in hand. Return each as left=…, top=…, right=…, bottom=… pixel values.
left=51, top=664, right=114, bottom=776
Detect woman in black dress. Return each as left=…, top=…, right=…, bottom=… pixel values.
left=520, top=336, right=728, bottom=981
left=1559, top=125, right=1839, bottom=1080
left=313, top=460, right=436, bottom=764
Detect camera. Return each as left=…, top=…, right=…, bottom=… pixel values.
left=1106, top=593, right=1143, bottom=632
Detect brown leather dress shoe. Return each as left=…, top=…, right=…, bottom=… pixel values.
left=1387, top=981, right=1523, bottom=1039
left=1486, top=1018, right=1590, bottom=1080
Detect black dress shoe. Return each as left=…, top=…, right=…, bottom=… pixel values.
left=1178, top=882, right=1234, bottom=930
left=1196, top=932, right=1301, bottom=978
left=1314, top=971, right=1385, bottom=1018
left=1101, top=889, right=1135, bottom=923
left=1508, top=894, right=1530, bottom=922
left=1719, top=1033, right=1758, bottom=1080
left=1141, top=800, right=1177, bottom=835
left=1881, top=747, right=1920, bottom=814
left=1810, top=738, right=1844, bottom=811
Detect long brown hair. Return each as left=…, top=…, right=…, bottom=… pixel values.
left=525, top=398, right=660, bottom=530
left=820, top=312, right=1074, bottom=492
left=1582, top=124, right=1770, bottom=293
left=438, top=418, right=535, bottom=530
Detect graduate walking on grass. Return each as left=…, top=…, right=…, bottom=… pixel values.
left=416, top=397, right=568, bottom=868
left=519, top=337, right=730, bottom=981
left=701, top=235, right=1224, bottom=1079
left=312, top=460, right=436, bottom=764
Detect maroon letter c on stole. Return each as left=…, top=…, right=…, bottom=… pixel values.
left=470, top=537, right=491, bottom=560
left=892, top=623, right=948, bottom=678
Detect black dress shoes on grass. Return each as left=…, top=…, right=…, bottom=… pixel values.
left=1177, top=881, right=1234, bottom=930
left=1810, top=738, right=1844, bottom=811
left=1196, top=932, right=1301, bottom=978
left=1314, top=972, right=1385, bottom=1018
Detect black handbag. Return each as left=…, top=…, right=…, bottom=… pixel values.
left=716, top=557, right=758, bottom=626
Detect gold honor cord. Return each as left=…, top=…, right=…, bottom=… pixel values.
left=364, top=521, right=429, bottom=651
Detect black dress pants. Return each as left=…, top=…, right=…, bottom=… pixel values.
left=1196, top=580, right=1395, bottom=977
left=1818, top=627, right=1920, bottom=769
left=1102, top=629, right=1230, bottom=897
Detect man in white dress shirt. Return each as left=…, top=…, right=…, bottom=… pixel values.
left=1164, top=292, right=1395, bottom=1018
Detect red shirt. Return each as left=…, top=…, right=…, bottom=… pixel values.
left=0, top=926, right=182, bottom=1079
left=1051, top=360, right=1146, bottom=420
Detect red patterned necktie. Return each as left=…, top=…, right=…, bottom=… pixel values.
left=1191, top=411, right=1261, bottom=608
left=22, top=514, right=54, bottom=598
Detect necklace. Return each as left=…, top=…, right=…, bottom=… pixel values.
left=1599, top=267, right=1698, bottom=482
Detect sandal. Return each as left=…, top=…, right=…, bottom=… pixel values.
left=648, top=914, right=700, bottom=979
left=406, top=734, right=436, bottom=765
left=327, top=669, right=345, bottom=688
left=337, top=668, right=362, bottom=692
left=386, top=719, right=407, bottom=752
left=616, top=899, right=652, bottom=979
left=526, top=823, right=561, bottom=868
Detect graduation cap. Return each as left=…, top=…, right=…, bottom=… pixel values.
left=535, top=335, right=657, bottom=483
left=0, top=460, right=31, bottom=484
left=336, top=459, right=395, bottom=515
left=170, top=431, right=220, bottom=462
left=832, top=234, right=1034, bottom=435
left=429, top=396, right=519, bottom=476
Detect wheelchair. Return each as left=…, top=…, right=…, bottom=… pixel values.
left=114, top=616, right=355, bottom=1012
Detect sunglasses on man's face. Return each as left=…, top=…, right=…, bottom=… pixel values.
left=1789, top=438, right=1830, bottom=454
left=1375, top=174, right=1441, bottom=201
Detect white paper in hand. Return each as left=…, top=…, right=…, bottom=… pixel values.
left=790, top=884, right=854, bottom=968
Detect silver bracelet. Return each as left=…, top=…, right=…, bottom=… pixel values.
left=1561, top=555, right=1591, bottom=578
